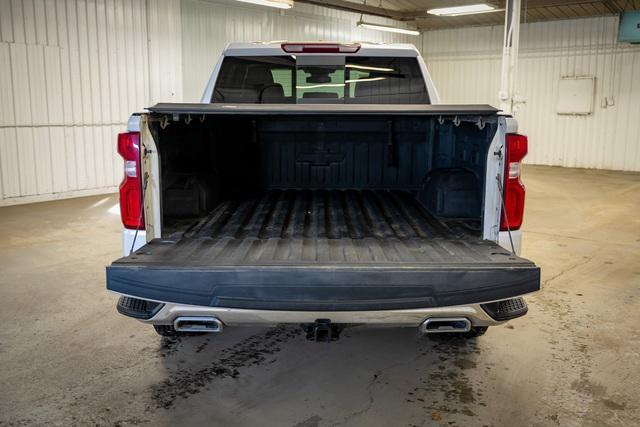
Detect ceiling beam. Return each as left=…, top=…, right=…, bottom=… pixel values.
left=599, top=0, right=620, bottom=13
left=296, top=0, right=408, bottom=20
left=524, top=0, right=614, bottom=8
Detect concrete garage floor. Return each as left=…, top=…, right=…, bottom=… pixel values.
left=1, top=165, right=639, bottom=427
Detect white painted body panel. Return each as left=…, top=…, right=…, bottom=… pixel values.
left=483, top=115, right=523, bottom=255
left=482, top=116, right=507, bottom=242
left=122, top=229, right=147, bottom=256
left=121, top=114, right=160, bottom=256
left=499, top=230, right=522, bottom=255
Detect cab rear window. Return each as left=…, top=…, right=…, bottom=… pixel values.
left=212, top=56, right=430, bottom=104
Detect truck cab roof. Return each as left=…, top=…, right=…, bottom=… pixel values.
left=222, top=41, right=420, bottom=57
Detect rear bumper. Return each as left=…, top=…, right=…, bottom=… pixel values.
left=114, top=294, right=531, bottom=327
left=106, top=264, right=540, bottom=311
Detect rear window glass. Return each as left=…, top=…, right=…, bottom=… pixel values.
left=212, top=56, right=429, bottom=104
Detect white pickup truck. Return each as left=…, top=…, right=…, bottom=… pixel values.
left=106, top=42, right=539, bottom=341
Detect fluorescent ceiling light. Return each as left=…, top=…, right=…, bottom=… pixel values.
left=357, top=21, right=420, bottom=36
left=234, top=0, right=293, bottom=9
left=297, top=83, right=345, bottom=89
left=346, top=76, right=387, bottom=83
left=345, top=64, right=395, bottom=72
left=427, top=4, right=495, bottom=16
left=297, top=77, right=387, bottom=90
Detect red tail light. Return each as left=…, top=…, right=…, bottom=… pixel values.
left=117, top=132, right=144, bottom=230
left=500, top=133, right=527, bottom=231
left=281, top=43, right=361, bottom=53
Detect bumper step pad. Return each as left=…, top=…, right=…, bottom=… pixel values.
left=116, top=296, right=164, bottom=320
left=481, top=297, right=528, bottom=321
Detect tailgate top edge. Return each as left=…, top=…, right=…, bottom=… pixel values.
left=146, top=103, right=501, bottom=116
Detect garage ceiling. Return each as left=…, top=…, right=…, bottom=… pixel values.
left=297, top=0, right=639, bottom=30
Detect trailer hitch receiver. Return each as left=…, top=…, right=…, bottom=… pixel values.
left=302, top=319, right=343, bottom=342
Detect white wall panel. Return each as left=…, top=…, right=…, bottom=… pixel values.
left=0, top=0, right=156, bottom=205
left=0, top=43, right=15, bottom=126
left=423, top=16, right=640, bottom=172
left=147, top=0, right=183, bottom=103
left=0, top=128, right=20, bottom=197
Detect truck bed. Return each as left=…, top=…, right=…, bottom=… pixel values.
left=107, top=189, right=540, bottom=311
left=146, top=189, right=503, bottom=265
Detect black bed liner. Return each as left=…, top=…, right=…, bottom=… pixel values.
left=107, top=189, right=539, bottom=311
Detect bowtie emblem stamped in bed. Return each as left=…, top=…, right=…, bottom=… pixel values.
left=296, top=149, right=346, bottom=167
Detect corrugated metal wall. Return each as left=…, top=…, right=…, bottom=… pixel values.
left=0, top=0, right=161, bottom=206
left=180, top=0, right=413, bottom=101
left=423, top=16, right=640, bottom=171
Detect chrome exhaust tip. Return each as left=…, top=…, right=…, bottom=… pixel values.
left=420, top=318, right=472, bottom=334
left=173, top=316, right=223, bottom=333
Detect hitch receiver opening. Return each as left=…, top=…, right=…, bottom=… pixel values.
left=302, top=319, right=344, bottom=342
